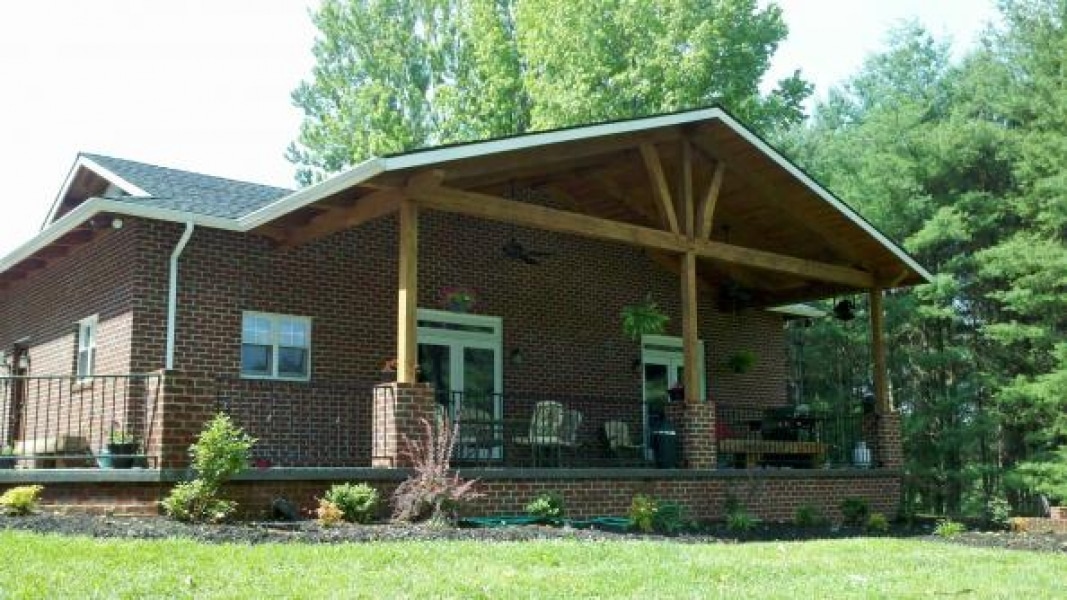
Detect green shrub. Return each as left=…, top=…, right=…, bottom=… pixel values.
left=162, top=413, right=255, bottom=523
left=0, top=485, right=43, bottom=516
left=840, top=497, right=870, bottom=527
left=316, top=499, right=344, bottom=527
left=525, top=492, right=565, bottom=522
left=653, top=501, right=690, bottom=534
left=984, top=497, right=1012, bottom=529
left=629, top=494, right=658, bottom=533
left=866, top=512, right=890, bottom=533
left=794, top=503, right=828, bottom=527
left=726, top=509, right=759, bottom=533
left=324, top=483, right=380, bottom=524
left=934, top=518, right=966, bottom=538
left=160, top=480, right=236, bottom=524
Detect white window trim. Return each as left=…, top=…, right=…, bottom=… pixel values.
left=76, top=315, right=98, bottom=380
left=240, top=311, right=312, bottom=381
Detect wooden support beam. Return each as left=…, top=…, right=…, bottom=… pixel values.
left=397, top=199, right=419, bottom=384
left=696, top=162, right=725, bottom=240
left=869, top=288, right=891, bottom=412
left=406, top=184, right=873, bottom=287
left=280, top=188, right=404, bottom=248
left=681, top=251, right=701, bottom=403
left=639, top=143, right=680, bottom=234
left=680, top=140, right=694, bottom=238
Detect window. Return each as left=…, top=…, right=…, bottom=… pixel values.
left=241, top=312, right=311, bottom=380
left=76, top=315, right=98, bottom=379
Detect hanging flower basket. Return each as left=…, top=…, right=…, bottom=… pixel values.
left=441, top=286, right=478, bottom=313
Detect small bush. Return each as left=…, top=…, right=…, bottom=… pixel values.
left=525, top=492, right=565, bottom=522
left=794, top=504, right=828, bottom=527
left=1009, top=517, right=1029, bottom=533
left=316, top=499, right=344, bottom=527
left=324, top=483, right=379, bottom=524
left=840, top=497, right=870, bottom=527
left=392, top=419, right=482, bottom=524
left=653, top=501, right=690, bottom=534
left=0, top=485, right=43, bottom=516
left=629, top=494, right=658, bottom=533
left=162, top=413, right=255, bottom=523
left=726, top=509, right=759, bottom=533
left=984, top=497, right=1012, bottom=529
left=866, top=512, right=890, bottom=533
left=160, top=480, right=236, bottom=523
left=934, top=518, right=966, bottom=538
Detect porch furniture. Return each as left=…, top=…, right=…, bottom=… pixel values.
left=13, top=435, right=90, bottom=468
left=603, top=420, right=643, bottom=457
left=514, top=401, right=581, bottom=466
left=455, top=406, right=502, bottom=461
left=718, top=439, right=828, bottom=469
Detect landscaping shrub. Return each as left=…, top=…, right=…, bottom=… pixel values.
left=840, top=497, right=870, bottom=527
left=392, top=418, right=482, bottom=525
left=934, top=518, right=967, bottom=538
left=525, top=492, right=565, bottom=522
left=726, top=508, right=759, bottom=533
left=866, top=512, right=890, bottom=533
left=652, top=501, right=690, bottom=534
left=316, top=499, right=344, bottom=527
left=984, top=497, right=1012, bottom=530
left=794, top=503, right=828, bottom=527
left=324, top=483, right=379, bottom=524
left=162, top=413, right=255, bottom=523
left=0, top=485, right=43, bottom=516
left=628, top=494, right=658, bottom=533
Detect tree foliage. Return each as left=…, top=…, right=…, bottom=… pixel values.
left=288, top=0, right=811, bottom=184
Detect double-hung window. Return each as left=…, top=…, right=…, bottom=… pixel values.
left=76, top=315, right=98, bottom=379
left=241, top=312, right=311, bottom=380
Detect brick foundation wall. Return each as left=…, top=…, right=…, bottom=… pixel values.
left=2, top=470, right=901, bottom=522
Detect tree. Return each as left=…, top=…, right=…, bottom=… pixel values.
left=288, top=0, right=811, bottom=184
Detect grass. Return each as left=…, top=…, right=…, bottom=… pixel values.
left=1, top=532, right=1065, bottom=598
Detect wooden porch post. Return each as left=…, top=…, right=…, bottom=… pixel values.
left=397, top=199, right=419, bottom=383
left=679, top=141, right=701, bottom=402
left=869, top=288, right=890, bottom=412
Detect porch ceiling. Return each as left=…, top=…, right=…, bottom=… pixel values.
left=258, top=109, right=930, bottom=306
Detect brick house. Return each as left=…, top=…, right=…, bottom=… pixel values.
left=0, top=108, right=930, bottom=519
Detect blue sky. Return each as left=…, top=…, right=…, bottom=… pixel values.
left=0, top=0, right=998, bottom=255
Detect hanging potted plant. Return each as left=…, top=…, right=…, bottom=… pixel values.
left=621, top=293, right=669, bottom=342
left=727, top=350, right=757, bottom=374
left=440, top=286, right=478, bottom=313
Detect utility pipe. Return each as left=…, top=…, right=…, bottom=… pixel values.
left=166, top=222, right=195, bottom=370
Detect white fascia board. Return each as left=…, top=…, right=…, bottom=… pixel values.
left=40, top=156, right=152, bottom=230
left=0, top=198, right=240, bottom=275
left=712, top=112, right=935, bottom=284
left=238, top=158, right=386, bottom=229
left=768, top=304, right=827, bottom=319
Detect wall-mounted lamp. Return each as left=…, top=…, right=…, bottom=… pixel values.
left=510, top=348, right=524, bottom=365
left=111, top=217, right=124, bottom=230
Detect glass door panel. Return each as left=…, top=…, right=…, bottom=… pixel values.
left=417, top=343, right=452, bottom=408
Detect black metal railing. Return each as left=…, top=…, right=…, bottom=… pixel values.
left=438, top=391, right=652, bottom=468
left=215, top=376, right=373, bottom=468
left=715, top=404, right=868, bottom=469
left=0, top=374, right=160, bottom=469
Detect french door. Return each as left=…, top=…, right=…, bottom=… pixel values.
left=641, top=335, right=705, bottom=454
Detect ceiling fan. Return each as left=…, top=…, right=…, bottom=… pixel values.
left=502, top=238, right=553, bottom=265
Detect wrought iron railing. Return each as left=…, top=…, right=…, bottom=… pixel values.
left=715, top=404, right=868, bottom=469
left=215, top=376, right=373, bottom=468
left=438, top=391, right=651, bottom=468
left=0, top=374, right=160, bottom=469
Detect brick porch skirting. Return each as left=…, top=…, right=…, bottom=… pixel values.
left=2, top=468, right=901, bottom=521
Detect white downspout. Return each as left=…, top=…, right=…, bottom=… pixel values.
left=166, top=222, right=195, bottom=370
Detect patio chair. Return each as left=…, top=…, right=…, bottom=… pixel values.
left=603, top=420, right=643, bottom=460
left=513, top=401, right=566, bottom=466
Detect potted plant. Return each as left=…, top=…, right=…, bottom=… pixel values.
left=621, top=293, right=669, bottom=341
left=0, top=445, right=15, bottom=469
left=667, top=382, right=685, bottom=403
left=727, top=350, right=757, bottom=374
left=106, top=429, right=140, bottom=469
left=440, top=286, right=477, bottom=313
left=379, top=358, right=424, bottom=383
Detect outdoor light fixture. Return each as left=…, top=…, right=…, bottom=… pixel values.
left=510, top=348, right=524, bottom=365
left=111, top=217, right=124, bottom=229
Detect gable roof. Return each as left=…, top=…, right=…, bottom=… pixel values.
left=45, top=153, right=292, bottom=225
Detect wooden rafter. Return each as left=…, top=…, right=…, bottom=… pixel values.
left=278, top=188, right=404, bottom=248
left=639, top=143, right=680, bottom=234
left=679, top=140, right=694, bottom=238
left=696, top=161, right=725, bottom=240
left=404, top=184, right=875, bottom=288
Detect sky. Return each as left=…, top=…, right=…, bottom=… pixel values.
left=0, top=0, right=1000, bottom=257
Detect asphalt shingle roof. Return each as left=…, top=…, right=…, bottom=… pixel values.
left=82, top=153, right=292, bottom=219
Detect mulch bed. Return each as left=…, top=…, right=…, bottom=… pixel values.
left=2, top=513, right=1066, bottom=553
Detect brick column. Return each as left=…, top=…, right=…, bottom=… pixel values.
left=665, top=401, right=716, bottom=470
left=372, top=382, right=435, bottom=468
left=148, top=370, right=216, bottom=470
left=874, top=411, right=903, bottom=469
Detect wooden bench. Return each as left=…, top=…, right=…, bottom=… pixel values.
left=12, top=435, right=90, bottom=468
left=719, top=439, right=827, bottom=469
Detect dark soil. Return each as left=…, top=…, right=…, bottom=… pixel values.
left=2, top=512, right=1065, bottom=553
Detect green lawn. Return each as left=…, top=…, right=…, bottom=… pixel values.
left=1, top=532, right=1064, bottom=598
